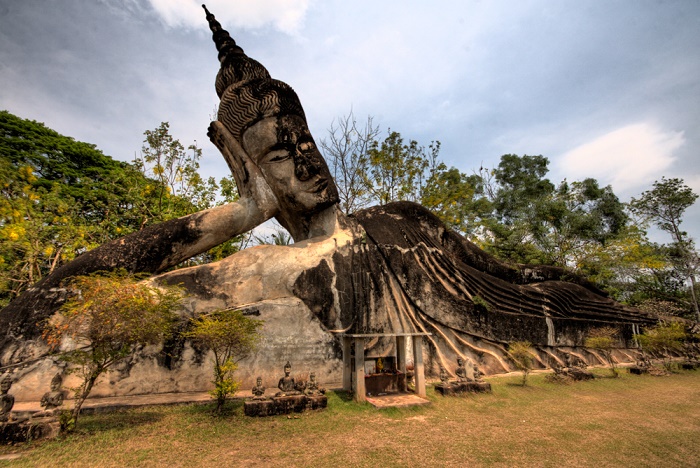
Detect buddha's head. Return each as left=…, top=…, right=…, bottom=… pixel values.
left=50, top=373, right=62, bottom=392
left=0, top=375, right=11, bottom=394
left=203, top=6, right=338, bottom=237
left=256, top=376, right=263, bottom=387
left=284, top=361, right=292, bottom=376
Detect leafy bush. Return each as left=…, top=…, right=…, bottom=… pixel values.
left=43, top=271, right=182, bottom=429
left=585, top=327, right=619, bottom=377
left=635, top=322, right=687, bottom=371
left=509, top=341, right=534, bottom=385
left=472, top=295, right=492, bottom=312
left=182, top=309, right=262, bottom=413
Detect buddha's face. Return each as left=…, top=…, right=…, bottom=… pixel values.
left=256, top=377, right=262, bottom=386
left=284, top=367, right=291, bottom=376
left=1, top=379, right=10, bottom=394
left=242, top=115, right=338, bottom=216
left=457, top=358, right=464, bottom=366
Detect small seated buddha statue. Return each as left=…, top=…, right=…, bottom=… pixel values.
left=0, top=374, right=14, bottom=422
left=251, top=376, right=267, bottom=400
left=439, top=366, right=450, bottom=384
left=40, top=373, right=65, bottom=411
left=473, top=365, right=484, bottom=382
left=455, top=357, right=469, bottom=382
left=276, top=361, right=301, bottom=396
left=304, top=372, right=326, bottom=396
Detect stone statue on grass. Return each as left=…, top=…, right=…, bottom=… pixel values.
left=0, top=5, right=657, bottom=395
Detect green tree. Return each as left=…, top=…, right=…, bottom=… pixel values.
left=575, top=224, right=668, bottom=302
left=321, top=116, right=484, bottom=233
left=134, top=122, right=220, bottom=222
left=0, top=112, right=246, bottom=307
left=635, top=322, right=687, bottom=370
left=42, top=272, right=182, bottom=428
left=585, top=327, right=619, bottom=377
left=508, top=341, right=535, bottom=386
left=134, top=122, right=244, bottom=266
left=480, top=155, right=629, bottom=269
left=365, top=131, right=431, bottom=205
left=0, top=111, right=165, bottom=240
left=479, top=155, right=555, bottom=263
left=0, top=111, right=168, bottom=305
left=420, top=163, right=491, bottom=236
left=630, top=178, right=699, bottom=321
left=182, top=309, right=262, bottom=413
left=538, top=178, right=628, bottom=266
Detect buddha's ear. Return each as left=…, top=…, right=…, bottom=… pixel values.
left=207, top=120, right=280, bottom=217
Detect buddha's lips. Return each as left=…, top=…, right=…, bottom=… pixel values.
left=309, top=178, right=328, bottom=193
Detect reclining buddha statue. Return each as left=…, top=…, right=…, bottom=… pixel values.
left=0, top=6, right=654, bottom=393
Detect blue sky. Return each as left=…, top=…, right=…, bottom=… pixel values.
left=1, top=0, right=698, bottom=242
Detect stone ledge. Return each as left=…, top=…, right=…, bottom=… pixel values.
left=434, top=381, right=492, bottom=396
left=0, top=418, right=60, bottom=443
left=244, top=395, right=327, bottom=417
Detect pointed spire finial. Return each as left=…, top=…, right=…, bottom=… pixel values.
left=202, top=4, right=244, bottom=62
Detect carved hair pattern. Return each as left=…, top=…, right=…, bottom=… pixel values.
left=203, top=5, right=307, bottom=141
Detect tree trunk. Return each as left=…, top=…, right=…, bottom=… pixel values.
left=688, top=275, right=700, bottom=323
left=71, top=371, right=100, bottom=429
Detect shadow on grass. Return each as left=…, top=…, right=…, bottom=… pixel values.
left=332, top=390, right=354, bottom=402
left=183, top=398, right=244, bottom=417
left=79, top=410, right=165, bottom=434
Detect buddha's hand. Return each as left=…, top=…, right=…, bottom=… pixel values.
left=207, top=121, right=279, bottom=218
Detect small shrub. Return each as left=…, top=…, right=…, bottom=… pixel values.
left=182, top=309, right=262, bottom=413
left=585, top=327, right=619, bottom=377
left=635, top=322, right=687, bottom=372
left=472, top=295, right=492, bottom=312
left=509, top=341, right=534, bottom=386
left=43, top=271, right=182, bottom=430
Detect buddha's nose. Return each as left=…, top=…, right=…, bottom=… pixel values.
left=294, top=149, right=320, bottom=181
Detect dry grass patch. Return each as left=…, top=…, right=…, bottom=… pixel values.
left=1, top=370, right=698, bottom=467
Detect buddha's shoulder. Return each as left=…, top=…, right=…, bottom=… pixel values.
left=352, top=201, right=446, bottom=248
left=354, top=201, right=437, bottom=223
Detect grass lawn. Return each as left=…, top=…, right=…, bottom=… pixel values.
left=1, top=369, right=698, bottom=467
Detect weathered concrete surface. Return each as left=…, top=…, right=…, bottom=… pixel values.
left=6, top=298, right=342, bottom=402
left=0, top=205, right=261, bottom=352
left=2, top=203, right=654, bottom=401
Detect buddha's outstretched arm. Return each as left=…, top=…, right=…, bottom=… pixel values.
left=0, top=202, right=259, bottom=349
left=0, top=121, right=279, bottom=348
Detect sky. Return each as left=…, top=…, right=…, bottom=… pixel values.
left=1, top=0, right=699, bottom=243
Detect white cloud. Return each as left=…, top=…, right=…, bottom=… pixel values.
left=557, top=123, right=684, bottom=192
left=146, top=0, right=310, bottom=34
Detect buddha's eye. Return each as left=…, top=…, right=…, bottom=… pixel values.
left=265, top=143, right=295, bottom=163
left=267, top=151, right=291, bottom=163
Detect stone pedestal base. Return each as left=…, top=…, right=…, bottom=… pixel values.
left=567, top=369, right=595, bottom=380
left=0, top=418, right=60, bottom=443
left=305, top=395, right=327, bottom=411
left=681, top=361, right=700, bottom=370
left=244, top=394, right=327, bottom=417
left=435, top=381, right=492, bottom=396
left=629, top=366, right=649, bottom=375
